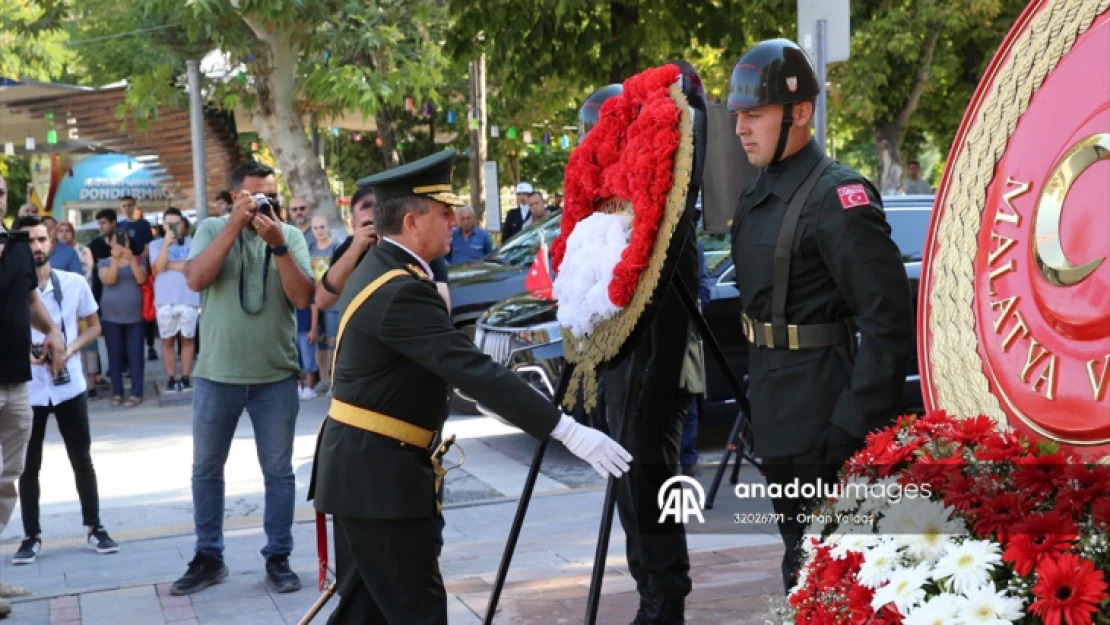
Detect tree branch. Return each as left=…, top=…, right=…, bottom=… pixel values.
left=892, top=21, right=944, bottom=134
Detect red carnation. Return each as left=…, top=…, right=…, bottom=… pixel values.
left=1002, top=512, right=1078, bottom=576
left=1030, top=553, right=1108, bottom=625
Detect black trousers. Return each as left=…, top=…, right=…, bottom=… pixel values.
left=760, top=449, right=841, bottom=593
left=604, top=360, right=692, bottom=599
left=20, top=393, right=101, bottom=536
left=327, top=515, right=447, bottom=625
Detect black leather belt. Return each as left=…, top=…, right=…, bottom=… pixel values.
left=741, top=312, right=855, bottom=350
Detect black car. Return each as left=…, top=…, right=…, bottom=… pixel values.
left=446, top=210, right=564, bottom=338
left=462, top=195, right=934, bottom=422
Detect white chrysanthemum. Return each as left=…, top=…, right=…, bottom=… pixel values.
left=903, top=594, right=961, bottom=625
left=871, top=563, right=930, bottom=616
left=858, top=539, right=902, bottom=589
left=956, top=585, right=1024, bottom=624
left=880, top=499, right=966, bottom=563
left=932, top=540, right=1002, bottom=594
left=552, top=212, right=631, bottom=337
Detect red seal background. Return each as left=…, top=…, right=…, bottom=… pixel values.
left=920, top=1, right=1110, bottom=458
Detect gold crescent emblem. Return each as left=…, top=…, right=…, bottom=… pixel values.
left=1032, top=133, right=1108, bottom=287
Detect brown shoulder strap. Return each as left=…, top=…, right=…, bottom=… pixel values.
left=771, top=157, right=833, bottom=329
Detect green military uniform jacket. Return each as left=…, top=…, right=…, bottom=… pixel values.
left=310, top=241, right=561, bottom=519
left=730, top=139, right=913, bottom=458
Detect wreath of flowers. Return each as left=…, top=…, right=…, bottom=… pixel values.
left=550, top=64, right=694, bottom=410
left=777, top=412, right=1110, bottom=625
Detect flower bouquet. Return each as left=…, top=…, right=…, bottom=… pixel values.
left=784, top=411, right=1109, bottom=625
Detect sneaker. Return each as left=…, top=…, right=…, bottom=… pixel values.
left=148, top=347, right=158, bottom=361
left=88, top=527, right=119, bottom=554
left=165, top=377, right=178, bottom=393
left=299, top=387, right=315, bottom=401
left=0, top=582, right=30, bottom=598
left=170, top=554, right=228, bottom=596
left=180, top=376, right=191, bottom=391
left=265, top=555, right=302, bottom=593
left=12, top=536, right=41, bottom=565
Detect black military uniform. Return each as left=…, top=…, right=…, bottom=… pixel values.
left=587, top=69, right=703, bottom=625
left=309, top=150, right=564, bottom=624
left=727, top=40, right=913, bottom=591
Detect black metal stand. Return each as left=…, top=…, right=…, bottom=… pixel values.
left=485, top=272, right=761, bottom=624
left=482, top=363, right=575, bottom=625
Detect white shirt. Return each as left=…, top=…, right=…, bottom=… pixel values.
left=29, top=269, right=98, bottom=406
left=381, top=237, right=433, bottom=280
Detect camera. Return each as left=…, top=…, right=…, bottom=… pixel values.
left=31, top=343, right=71, bottom=386
left=0, top=229, right=30, bottom=246
left=251, top=193, right=278, bottom=218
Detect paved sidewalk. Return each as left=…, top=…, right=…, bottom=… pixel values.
left=4, top=489, right=784, bottom=624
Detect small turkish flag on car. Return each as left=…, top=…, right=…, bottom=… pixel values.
left=525, top=234, right=555, bottom=299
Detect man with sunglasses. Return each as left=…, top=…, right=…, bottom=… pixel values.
left=175, top=161, right=314, bottom=597
left=288, top=197, right=314, bottom=247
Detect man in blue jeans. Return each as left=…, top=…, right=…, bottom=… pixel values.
left=175, top=162, right=314, bottom=596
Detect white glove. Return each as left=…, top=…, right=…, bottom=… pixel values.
left=550, top=414, right=632, bottom=479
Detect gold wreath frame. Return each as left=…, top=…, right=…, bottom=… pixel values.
left=924, top=0, right=1109, bottom=461
left=560, top=83, right=694, bottom=412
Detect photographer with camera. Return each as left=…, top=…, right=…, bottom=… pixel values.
left=175, top=161, right=313, bottom=597
left=150, top=208, right=201, bottom=392
left=9, top=216, right=120, bottom=569
left=0, top=177, right=67, bottom=619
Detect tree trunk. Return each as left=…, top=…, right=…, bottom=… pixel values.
left=873, top=21, right=944, bottom=194
left=468, top=55, right=487, bottom=227
left=375, top=106, right=401, bottom=169
left=608, top=1, right=640, bottom=83
left=239, top=17, right=338, bottom=226
left=875, top=123, right=903, bottom=194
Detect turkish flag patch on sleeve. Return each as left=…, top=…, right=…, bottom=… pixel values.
left=837, top=184, right=870, bottom=210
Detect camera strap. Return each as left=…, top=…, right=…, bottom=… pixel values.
left=48, top=270, right=67, bottom=338
left=238, top=232, right=271, bottom=315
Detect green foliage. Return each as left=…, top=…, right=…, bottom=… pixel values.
left=0, top=0, right=74, bottom=80
left=0, top=156, right=31, bottom=220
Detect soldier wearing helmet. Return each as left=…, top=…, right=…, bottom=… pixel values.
left=728, top=39, right=913, bottom=592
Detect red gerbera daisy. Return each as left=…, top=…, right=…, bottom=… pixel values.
left=1012, top=452, right=1068, bottom=497
left=971, top=491, right=1028, bottom=541
left=951, top=414, right=998, bottom=445
left=1030, top=553, right=1109, bottom=625
left=1002, top=512, right=1078, bottom=576
left=975, top=431, right=1026, bottom=462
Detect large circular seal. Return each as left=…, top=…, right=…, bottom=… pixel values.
left=920, top=0, right=1110, bottom=459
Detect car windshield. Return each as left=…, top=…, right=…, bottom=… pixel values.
left=489, top=212, right=564, bottom=266
left=886, top=207, right=933, bottom=262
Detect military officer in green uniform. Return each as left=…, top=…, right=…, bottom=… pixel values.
left=727, top=40, right=914, bottom=592
left=309, top=149, right=632, bottom=625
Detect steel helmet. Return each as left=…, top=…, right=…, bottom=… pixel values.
left=727, top=38, right=819, bottom=112
left=578, top=84, right=623, bottom=137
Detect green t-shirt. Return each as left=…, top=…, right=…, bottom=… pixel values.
left=188, top=216, right=312, bottom=384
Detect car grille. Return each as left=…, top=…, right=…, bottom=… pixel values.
left=476, top=327, right=515, bottom=365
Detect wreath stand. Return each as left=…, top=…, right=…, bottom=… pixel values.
left=482, top=265, right=761, bottom=625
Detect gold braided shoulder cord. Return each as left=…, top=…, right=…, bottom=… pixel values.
left=927, top=0, right=1108, bottom=427
left=561, top=83, right=695, bottom=412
